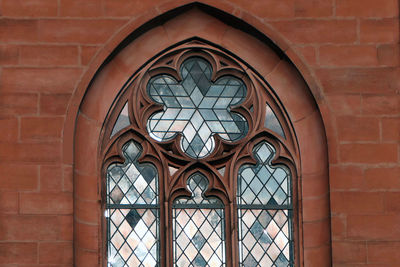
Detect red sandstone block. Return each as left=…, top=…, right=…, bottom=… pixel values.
left=80, top=45, right=99, bottom=65
left=20, top=192, right=72, bottom=214
left=347, top=215, right=400, bottom=240
left=40, top=93, right=71, bottom=115
left=40, top=165, right=63, bottom=192
left=0, top=117, right=18, bottom=142
left=74, top=222, right=99, bottom=250
left=361, top=94, right=399, bottom=115
left=74, top=115, right=101, bottom=174
left=75, top=248, right=99, bottom=266
left=20, top=45, right=79, bottom=66
left=331, top=192, right=384, bottom=215
left=303, top=219, right=331, bottom=247
left=0, top=242, right=37, bottom=264
left=20, top=116, right=64, bottom=141
left=331, top=215, right=346, bottom=240
left=0, top=164, right=38, bottom=191
left=384, top=192, right=400, bottom=212
left=74, top=171, right=98, bottom=200
left=316, top=67, right=398, bottom=94
left=60, top=0, right=102, bottom=17
left=74, top=198, right=99, bottom=224
left=0, top=142, right=61, bottom=163
left=360, top=19, right=399, bottom=43
left=0, top=67, right=82, bottom=93
left=337, top=116, right=380, bottom=141
left=0, top=192, right=18, bottom=214
left=38, top=19, right=126, bottom=44
left=302, top=173, right=329, bottom=199
left=270, top=19, right=357, bottom=44
left=302, top=195, right=330, bottom=222
left=382, top=117, right=400, bottom=141
left=319, top=45, right=378, bottom=66
left=0, top=93, right=38, bottom=115
left=0, top=215, right=64, bottom=240
left=63, top=164, right=73, bottom=192
left=303, top=245, right=331, bottom=267
left=368, top=242, right=400, bottom=264
left=0, top=19, right=39, bottom=42
left=0, top=45, right=19, bottom=65
left=222, top=28, right=281, bottom=77
left=1, top=0, right=58, bottom=17
left=39, top=241, right=73, bottom=264
left=332, top=241, right=367, bottom=264
left=336, top=0, right=398, bottom=17
left=103, top=0, right=158, bottom=16
left=294, top=0, right=332, bottom=17
left=365, top=167, right=400, bottom=190
left=330, top=165, right=364, bottom=191
left=340, top=143, right=398, bottom=164
left=294, top=46, right=317, bottom=65
left=58, top=215, right=73, bottom=241
left=245, top=0, right=295, bottom=18
left=327, top=94, right=361, bottom=115
left=377, top=44, right=399, bottom=66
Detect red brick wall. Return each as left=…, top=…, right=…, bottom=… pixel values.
left=0, top=0, right=398, bottom=266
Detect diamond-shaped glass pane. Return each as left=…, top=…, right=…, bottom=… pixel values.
left=107, top=141, right=159, bottom=266
left=238, top=209, right=291, bottom=267
left=173, top=173, right=226, bottom=266
left=237, top=141, right=293, bottom=266
left=147, top=57, right=248, bottom=158
left=237, top=142, right=290, bottom=206
left=108, top=209, right=159, bottom=267
left=107, top=141, right=158, bottom=205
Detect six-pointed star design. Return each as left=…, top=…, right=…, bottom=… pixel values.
left=147, top=57, right=248, bottom=158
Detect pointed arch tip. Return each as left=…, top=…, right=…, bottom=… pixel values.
left=64, top=2, right=321, bottom=153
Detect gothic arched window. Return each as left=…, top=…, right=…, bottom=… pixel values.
left=102, top=41, right=298, bottom=267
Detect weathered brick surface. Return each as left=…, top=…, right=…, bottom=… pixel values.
left=0, top=0, right=398, bottom=265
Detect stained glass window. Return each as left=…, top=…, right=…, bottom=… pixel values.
left=107, top=141, right=159, bottom=267
left=104, top=48, right=296, bottom=267
left=237, top=142, right=292, bottom=267
left=173, top=173, right=226, bottom=266
left=147, top=57, right=248, bottom=158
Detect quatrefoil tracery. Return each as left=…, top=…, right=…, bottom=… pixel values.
left=146, top=57, right=249, bottom=159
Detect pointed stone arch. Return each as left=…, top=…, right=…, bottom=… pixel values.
left=65, top=3, right=331, bottom=266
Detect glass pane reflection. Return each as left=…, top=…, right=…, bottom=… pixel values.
left=237, top=142, right=290, bottom=206
left=107, top=141, right=159, bottom=267
left=108, top=209, right=159, bottom=267
left=147, top=57, right=248, bottom=158
left=264, top=104, right=285, bottom=139
left=237, top=142, right=292, bottom=267
left=111, top=102, right=130, bottom=138
left=238, top=209, right=291, bottom=267
left=173, top=173, right=226, bottom=266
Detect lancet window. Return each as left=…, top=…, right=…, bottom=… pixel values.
left=102, top=40, right=298, bottom=267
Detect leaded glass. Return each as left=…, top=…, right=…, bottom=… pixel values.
left=264, top=104, right=285, bottom=139
left=111, top=102, right=130, bottom=138
left=173, top=173, right=226, bottom=266
left=238, top=142, right=290, bottom=206
left=237, top=142, right=292, bottom=267
left=107, top=141, right=159, bottom=267
left=147, top=57, right=248, bottom=158
left=238, top=209, right=291, bottom=267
